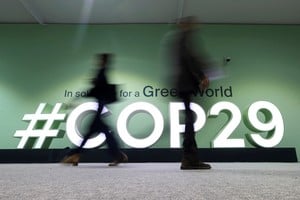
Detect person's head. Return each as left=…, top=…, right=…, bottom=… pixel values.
left=97, top=53, right=112, bottom=68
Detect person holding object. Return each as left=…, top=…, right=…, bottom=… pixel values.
left=169, top=16, right=211, bottom=170
left=61, top=53, right=128, bottom=167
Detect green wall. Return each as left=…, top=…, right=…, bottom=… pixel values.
left=0, top=24, right=299, bottom=160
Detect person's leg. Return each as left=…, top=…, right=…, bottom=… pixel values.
left=61, top=103, right=103, bottom=165
left=180, top=94, right=211, bottom=170
left=94, top=103, right=128, bottom=166
left=99, top=119, right=119, bottom=157
left=104, top=127, right=128, bottom=166
left=78, top=107, right=102, bottom=150
left=182, top=95, right=197, bottom=154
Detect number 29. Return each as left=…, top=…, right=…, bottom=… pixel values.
left=208, top=101, right=284, bottom=148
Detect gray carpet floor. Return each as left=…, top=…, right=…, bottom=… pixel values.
left=0, top=163, right=299, bottom=200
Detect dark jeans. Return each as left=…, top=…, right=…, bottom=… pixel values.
left=180, top=92, right=198, bottom=155
left=73, top=102, right=121, bottom=159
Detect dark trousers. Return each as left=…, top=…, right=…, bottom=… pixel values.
left=73, top=102, right=121, bottom=159
left=180, top=93, right=198, bottom=155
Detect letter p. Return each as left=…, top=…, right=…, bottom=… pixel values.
left=169, top=102, right=206, bottom=148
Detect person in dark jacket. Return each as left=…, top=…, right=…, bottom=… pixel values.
left=62, top=53, right=128, bottom=166
left=171, top=17, right=211, bottom=170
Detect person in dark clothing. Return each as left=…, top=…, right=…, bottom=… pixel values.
left=171, top=17, right=211, bottom=170
left=62, top=53, right=128, bottom=167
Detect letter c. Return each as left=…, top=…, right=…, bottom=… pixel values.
left=66, top=102, right=107, bottom=148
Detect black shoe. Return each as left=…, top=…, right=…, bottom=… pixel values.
left=181, top=162, right=211, bottom=170
left=108, top=152, right=128, bottom=166
left=180, top=153, right=211, bottom=170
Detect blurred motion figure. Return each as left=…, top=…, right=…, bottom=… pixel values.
left=169, top=16, right=211, bottom=170
left=61, top=53, right=128, bottom=166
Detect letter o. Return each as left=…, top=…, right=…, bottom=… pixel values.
left=117, top=102, right=164, bottom=148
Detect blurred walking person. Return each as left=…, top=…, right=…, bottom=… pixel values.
left=168, top=17, right=211, bottom=170
left=61, top=53, right=128, bottom=166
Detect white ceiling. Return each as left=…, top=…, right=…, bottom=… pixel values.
left=0, top=0, right=300, bottom=25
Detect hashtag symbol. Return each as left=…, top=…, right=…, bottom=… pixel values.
left=14, top=103, right=66, bottom=149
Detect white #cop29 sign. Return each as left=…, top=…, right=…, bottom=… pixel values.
left=14, top=100, right=284, bottom=149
